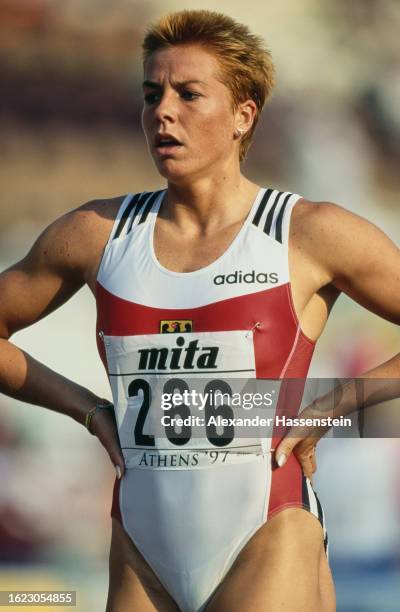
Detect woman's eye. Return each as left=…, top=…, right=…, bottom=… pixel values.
left=144, top=93, right=160, bottom=104
left=181, top=91, right=199, bottom=101
left=143, top=91, right=199, bottom=104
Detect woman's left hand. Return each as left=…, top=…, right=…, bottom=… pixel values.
left=275, top=434, right=318, bottom=483
left=274, top=402, right=330, bottom=483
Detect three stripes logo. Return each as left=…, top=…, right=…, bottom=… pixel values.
left=113, top=191, right=164, bottom=239
left=252, top=189, right=292, bottom=243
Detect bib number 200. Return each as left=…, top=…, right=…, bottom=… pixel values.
left=128, top=378, right=234, bottom=447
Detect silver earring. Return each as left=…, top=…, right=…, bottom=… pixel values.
left=235, top=127, right=245, bottom=138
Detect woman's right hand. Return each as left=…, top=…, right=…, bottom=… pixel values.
left=88, top=402, right=125, bottom=479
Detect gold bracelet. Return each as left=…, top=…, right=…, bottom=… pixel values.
left=85, top=401, right=114, bottom=435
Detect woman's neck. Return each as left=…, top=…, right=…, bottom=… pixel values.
left=164, top=174, right=260, bottom=233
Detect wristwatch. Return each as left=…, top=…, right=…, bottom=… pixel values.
left=85, top=401, right=114, bottom=435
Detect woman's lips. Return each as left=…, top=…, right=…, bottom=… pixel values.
left=154, top=141, right=183, bottom=156
left=154, top=134, right=183, bottom=154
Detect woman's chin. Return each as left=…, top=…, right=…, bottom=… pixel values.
left=154, top=158, right=194, bottom=182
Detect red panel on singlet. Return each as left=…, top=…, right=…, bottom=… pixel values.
left=96, top=281, right=314, bottom=377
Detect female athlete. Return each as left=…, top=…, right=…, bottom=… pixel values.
left=0, top=9, right=399, bottom=612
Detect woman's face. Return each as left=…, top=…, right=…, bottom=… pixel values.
left=141, top=45, right=242, bottom=183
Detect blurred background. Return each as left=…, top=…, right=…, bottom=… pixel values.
left=0, top=0, right=399, bottom=610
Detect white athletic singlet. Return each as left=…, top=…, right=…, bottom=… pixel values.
left=96, top=188, right=328, bottom=612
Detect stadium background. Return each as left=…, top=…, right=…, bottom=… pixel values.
left=0, top=0, right=399, bottom=610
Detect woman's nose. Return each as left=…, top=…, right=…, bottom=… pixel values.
left=154, top=91, right=177, bottom=123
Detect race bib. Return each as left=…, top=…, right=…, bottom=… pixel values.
left=102, top=330, right=278, bottom=469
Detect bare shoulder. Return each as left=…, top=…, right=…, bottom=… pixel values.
left=291, top=197, right=375, bottom=237
left=27, top=194, right=127, bottom=280
left=291, top=197, right=399, bottom=273
left=0, top=195, right=127, bottom=337
left=290, top=198, right=400, bottom=323
left=55, top=194, right=125, bottom=250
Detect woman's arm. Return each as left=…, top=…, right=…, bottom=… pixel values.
left=277, top=201, right=400, bottom=478
left=0, top=203, right=125, bottom=477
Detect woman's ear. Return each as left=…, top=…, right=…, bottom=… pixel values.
left=234, top=99, right=257, bottom=136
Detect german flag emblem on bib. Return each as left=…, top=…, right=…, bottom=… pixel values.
left=160, top=320, right=193, bottom=333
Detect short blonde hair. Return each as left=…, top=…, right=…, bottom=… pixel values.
left=142, top=10, right=275, bottom=161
